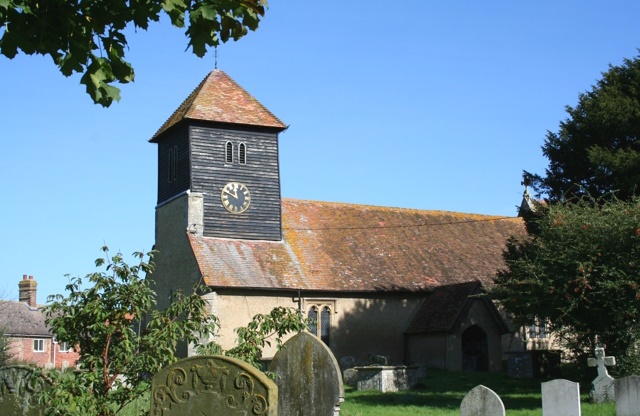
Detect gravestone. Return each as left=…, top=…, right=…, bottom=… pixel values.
left=150, top=355, right=277, bottom=416
left=269, top=332, right=344, bottom=416
left=587, top=345, right=616, bottom=403
left=615, top=376, right=640, bottom=416
left=460, top=385, right=505, bottom=416
left=541, top=379, right=581, bottom=416
left=0, top=365, right=50, bottom=416
left=342, top=368, right=358, bottom=386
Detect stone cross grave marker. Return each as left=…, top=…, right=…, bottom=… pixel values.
left=0, top=365, right=50, bottom=416
left=150, top=355, right=277, bottom=416
left=587, top=345, right=616, bottom=403
left=460, top=385, right=505, bottom=416
left=541, top=379, right=581, bottom=416
left=615, top=376, right=640, bottom=416
left=269, top=331, right=345, bottom=416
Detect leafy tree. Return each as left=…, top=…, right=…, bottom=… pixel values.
left=0, top=0, right=267, bottom=107
left=39, top=246, right=218, bottom=416
left=523, top=54, right=640, bottom=202
left=0, top=327, right=13, bottom=367
left=491, top=196, right=640, bottom=374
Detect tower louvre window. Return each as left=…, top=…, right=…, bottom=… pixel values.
left=239, top=143, right=246, bottom=165
left=226, top=141, right=233, bottom=163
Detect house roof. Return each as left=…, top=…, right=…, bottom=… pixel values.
left=404, top=281, right=508, bottom=334
left=150, top=70, right=287, bottom=142
left=190, top=199, right=525, bottom=293
left=0, top=301, right=50, bottom=337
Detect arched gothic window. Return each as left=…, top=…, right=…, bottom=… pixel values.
left=305, top=301, right=333, bottom=346
left=239, top=143, right=246, bottom=165
left=320, top=306, right=331, bottom=345
left=308, top=306, right=318, bottom=337
left=225, top=141, right=233, bottom=163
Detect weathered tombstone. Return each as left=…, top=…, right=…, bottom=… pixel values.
left=269, top=332, right=344, bottom=416
left=0, top=365, right=50, bottom=416
left=541, top=379, right=581, bottom=416
left=339, top=356, right=355, bottom=370
left=150, top=355, right=277, bottom=416
left=342, top=368, right=358, bottom=386
left=587, top=345, right=616, bottom=403
left=460, top=385, right=505, bottom=416
left=615, top=376, right=640, bottom=416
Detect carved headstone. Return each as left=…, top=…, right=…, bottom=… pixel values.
left=587, top=346, right=616, bottom=403
left=269, top=332, right=344, bottom=416
left=541, top=379, right=581, bottom=416
left=150, top=355, right=277, bottom=416
left=0, top=365, right=50, bottom=416
left=460, top=385, right=505, bottom=416
left=615, top=376, right=640, bottom=416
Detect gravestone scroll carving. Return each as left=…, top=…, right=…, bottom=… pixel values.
left=0, top=365, right=50, bottom=416
left=150, top=356, right=277, bottom=416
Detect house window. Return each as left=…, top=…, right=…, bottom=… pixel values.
left=33, top=339, right=45, bottom=352
left=226, top=141, right=233, bottom=163
left=59, top=342, right=71, bottom=352
left=527, top=318, right=548, bottom=339
left=168, top=145, right=178, bottom=182
left=304, top=300, right=335, bottom=346
left=239, top=143, right=246, bottom=165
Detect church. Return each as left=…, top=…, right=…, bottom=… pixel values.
left=148, top=70, right=527, bottom=372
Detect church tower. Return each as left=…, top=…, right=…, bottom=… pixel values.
left=150, top=70, right=288, bottom=241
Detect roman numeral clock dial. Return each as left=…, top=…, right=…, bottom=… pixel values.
left=221, top=182, right=251, bottom=213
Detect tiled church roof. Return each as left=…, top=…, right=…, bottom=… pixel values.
left=150, top=70, right=287, bottom=142
left=189, top=199, right=525, bottom=292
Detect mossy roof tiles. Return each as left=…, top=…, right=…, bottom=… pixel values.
left=189, top=199, right=525, bottom=293
left=150, top=70, right=287, bottom=142
left=0, top=301, right=50, bottom=337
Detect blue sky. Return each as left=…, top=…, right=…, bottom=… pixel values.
left=1, top=1, right=639, bottom=303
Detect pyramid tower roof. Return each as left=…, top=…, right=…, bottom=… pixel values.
left=150, top=70, right=287, bottom=142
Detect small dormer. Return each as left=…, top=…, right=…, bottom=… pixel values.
left=150, top=70, right=288, bottom=241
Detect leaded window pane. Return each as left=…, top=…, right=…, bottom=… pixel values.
left=308, top=306, right=318, bottom=336
left=321, top=306, right=331, bottom=345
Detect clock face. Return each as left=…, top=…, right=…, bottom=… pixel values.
left=221, top=182, right=251, bottom=213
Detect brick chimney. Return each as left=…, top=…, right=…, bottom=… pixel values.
left=19, top=274, right=37, bottom=307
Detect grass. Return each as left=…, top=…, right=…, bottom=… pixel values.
left=119, top=367, right=615, bottom=415
left=340, top=368, right=616, bottom=416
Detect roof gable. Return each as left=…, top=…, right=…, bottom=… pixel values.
left=405, top=281, right=510, bottom=334
left=189, top=199, right=525, bottom=292
left=151, top=70, right=287, bottom=142
left=0, top=301, right=50, bottom=337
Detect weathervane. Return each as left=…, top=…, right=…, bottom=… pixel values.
left=215, top=47, right=218, bottom=70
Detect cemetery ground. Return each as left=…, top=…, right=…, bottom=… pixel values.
left=116, top=365, right=616, bottom=416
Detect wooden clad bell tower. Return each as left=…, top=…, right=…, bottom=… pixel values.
left=150, top=70, right=288, bottom=241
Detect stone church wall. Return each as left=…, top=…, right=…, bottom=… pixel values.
left=207, top=290, right=425, bottom=365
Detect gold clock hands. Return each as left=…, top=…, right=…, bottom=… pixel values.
left=223, top=189, right=238, bottom=199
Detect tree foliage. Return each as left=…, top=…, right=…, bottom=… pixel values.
left=0, top=327, right=13, bottom=367
left=524, top=54, right=640, bottom=202
left=0, top=0, right=267, bottom=107
left=491, top=196, right=640, bottom=374
left=39, top=246, right=218, bottom=416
